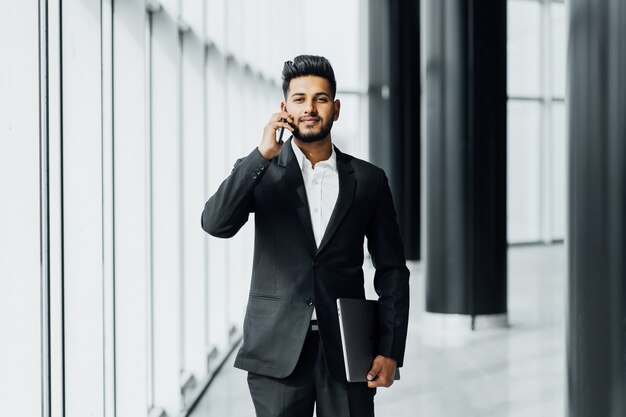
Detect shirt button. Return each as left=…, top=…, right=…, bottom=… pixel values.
left=312, top=260, right=320, bottom=268
left=305, top=298, right=314, bottom=306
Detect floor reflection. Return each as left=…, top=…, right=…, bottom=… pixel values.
left=191, top=244, right=566, bottom=417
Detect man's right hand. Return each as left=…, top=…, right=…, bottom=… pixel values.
left=258, top=111, right=295, bottom=160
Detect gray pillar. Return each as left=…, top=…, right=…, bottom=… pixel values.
left=567, top=0, right=626, bottom=416
left=369, top=0, right=421, bottom=261
left=423, top=0, right=507, bottom=321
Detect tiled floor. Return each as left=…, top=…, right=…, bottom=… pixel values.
left=191, top=244, right=566, bottom=417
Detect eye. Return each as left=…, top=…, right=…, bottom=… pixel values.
left=316, top=97, right=328, bottom=102
left=293, top=98, right=304, bottom=103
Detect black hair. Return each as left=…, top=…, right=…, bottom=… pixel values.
left=281, top=55, right=337, bottom=99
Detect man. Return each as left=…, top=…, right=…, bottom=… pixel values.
left=201, top=55, right=409, bottom=417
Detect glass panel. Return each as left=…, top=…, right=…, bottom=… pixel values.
left=507, top=100, right=542, bottom=243
left=550, top=102, right=566, bottom=239
left=226, top=0, right=243, bottom=59
left=112, top=0, right=150, bottom=415
left=278, top=0, right=298, bottom=81
left=302, top=0, right=362, bottom=91
left=551, top=2, right=567, bottom=99
left=256, top=0, right=272, bottom=78
left=150, top=11, right=183, bottom=415
left=205, top=48, right=230, bottom=351
left=331, top=94, right=365, bottom=159
left=61, top=1, right=106, bottom=415
left=225, top=63, right=253, bottom=330
left=206, top=0, right=226, bottom=49
left=181, top=0, right=204, bottom=38
left=159, top=0, right=178, bottom=18
left=0, top=2, right=43, bottom=416
left=181, top=32, right=207, bottom=379
left=242, top=0, right=259, bottom=66
left=507, top=0, right=542, bottom=97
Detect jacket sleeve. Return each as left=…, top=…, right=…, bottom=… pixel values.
left=366, top=171, right=410, bottom=367
left=201, top=147, right=271, bottom=238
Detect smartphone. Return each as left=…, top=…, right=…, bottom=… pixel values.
left=277, top=118, right=293, bottom=144
left=278, top=108, right=292, bottom=144
left=278, top=126, right=286, bottom=144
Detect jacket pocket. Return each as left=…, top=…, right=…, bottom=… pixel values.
left=249, top=292, right=282, bottom=301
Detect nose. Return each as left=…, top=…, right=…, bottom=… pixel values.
left=304, top=98, right=316, bottom=114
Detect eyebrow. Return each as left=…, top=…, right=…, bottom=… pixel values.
left=290, top=92, right=331, bottom=98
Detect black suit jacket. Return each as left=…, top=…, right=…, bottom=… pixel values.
left=201, top=138, right=410, bottom=381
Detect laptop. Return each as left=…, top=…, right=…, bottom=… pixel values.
left=336, top=298, right=400, bottom=382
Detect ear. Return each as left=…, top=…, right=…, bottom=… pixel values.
left=280, top=101, right=287, bottom=112
left=332, top=99, right=341, bottom=121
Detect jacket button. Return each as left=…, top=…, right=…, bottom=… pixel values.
left=305, top=298, right=314, bottom=306
left=252, top=173, right=258, bottom=179
left=312, top=260, right=320, bottom=268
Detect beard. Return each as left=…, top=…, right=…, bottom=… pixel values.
left=293, top=117, right=334, bottom=143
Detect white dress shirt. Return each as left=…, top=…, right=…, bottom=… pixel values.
left=291, top=140, right=339, bottom=320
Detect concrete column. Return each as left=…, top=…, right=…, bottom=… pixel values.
left=567, top=0, right=626, bottom=415
left=423, top=0, right=507, bottom=325
left=368, top=0, right=421, bottom=261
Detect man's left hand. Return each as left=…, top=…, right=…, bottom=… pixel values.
left=366, top=355, right=397, bottom=388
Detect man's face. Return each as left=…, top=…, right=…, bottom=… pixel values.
left=283, top=76, right=340, bottom=143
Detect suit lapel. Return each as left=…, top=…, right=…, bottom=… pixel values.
left=276, top=138, right=317, bottom=253
left=316, top=147, right=356, bottom=255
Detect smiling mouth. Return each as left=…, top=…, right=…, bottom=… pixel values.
left=301, top=118, right=320, bottom=126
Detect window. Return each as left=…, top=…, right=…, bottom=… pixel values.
left=1, top=0, right=369, bottom=415
left=507, top=0, right=567, bottom=243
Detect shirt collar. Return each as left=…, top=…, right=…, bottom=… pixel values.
left=291, top=139, right=337, bottom=172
